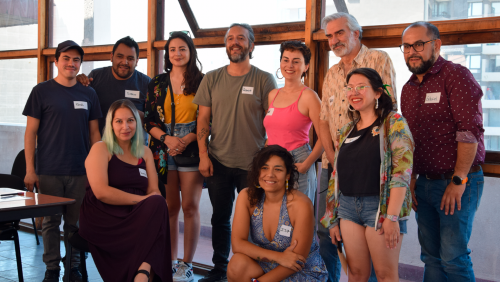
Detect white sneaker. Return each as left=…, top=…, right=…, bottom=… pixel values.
left=172, top=261, right=180, bottom=275
left=173, top=261, right=194, bottom=282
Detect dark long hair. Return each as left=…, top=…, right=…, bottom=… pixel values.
left=164, top=31, right=203, bottom=95
left=346, top=68, right=393, bottom=122
left=247, top=145, right=299, bottom=207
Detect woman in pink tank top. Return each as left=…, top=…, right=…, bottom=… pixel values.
left=263, top=41, right=324, bottom=204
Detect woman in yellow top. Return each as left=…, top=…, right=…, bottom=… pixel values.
left=144, top=31, right=203, bottom=282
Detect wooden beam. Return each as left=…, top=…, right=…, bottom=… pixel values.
left=317, top=41, right=330, bottom=100
left=305, top=0, right=322, bottom=90
left=37, top=0, right=49, bottom=83
left=178, top=0, right=200, bottom=37
left=46, top=50, right=148, bottom=63
left=333, top=0, right=349, bottom=13
left=42, top=42, right=148, bottom=56
left=196, top=21, right=306, bottom=38
left=482, top=164, right=500, bottom=177
left=147, top=0, right=159, bottom=77
left=485, top=151, right=500, bottom=164
left=0, top=49, right=38, bottom=60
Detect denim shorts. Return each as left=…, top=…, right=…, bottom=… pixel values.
left=164, top=121, right=198, bottom=172
left=337, top=194, right=407, bottom=234
left=288, top=143, right=316, bottom=204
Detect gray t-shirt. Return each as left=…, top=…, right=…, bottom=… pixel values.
left=193, top=65, right=277, bottom=170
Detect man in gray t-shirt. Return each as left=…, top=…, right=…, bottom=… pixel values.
left=193, top=23, right=276, bottom=282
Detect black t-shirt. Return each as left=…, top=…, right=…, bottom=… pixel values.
left=88, top=67, right=151, bottom=134
left=337, top=118, right=381, bottom=197
left=22, top=79, right=102, bottom=175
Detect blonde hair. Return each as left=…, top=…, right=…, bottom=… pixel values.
left=102, top=99, right=144, bottom=158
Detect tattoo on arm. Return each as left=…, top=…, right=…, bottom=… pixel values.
left=256, top=257, right=275, bottom=264
left=198, top=127, right=208, bottom=141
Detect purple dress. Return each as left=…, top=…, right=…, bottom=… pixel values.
left=79, top=155, right=172, bottom=282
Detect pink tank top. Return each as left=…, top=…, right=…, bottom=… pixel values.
left=264, top=87, right=313, bottom=151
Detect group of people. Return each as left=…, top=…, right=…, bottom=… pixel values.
left=22, top=10, right=485, bottom=282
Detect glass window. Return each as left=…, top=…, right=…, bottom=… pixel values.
left=0, top=58, right=37, bottom=124
left=49, top=0, right=148, bottom=47
left=0, top=0, right=38, bottom=51
left=164, top=0, right=192, bottom=39
left=492, top=2, right=500, bottom=16
left=468, top=2, right=484, bottom=18
left=188, top=0, right=305, bottom=29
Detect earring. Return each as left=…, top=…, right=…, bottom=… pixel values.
left=375, top=98, right=379, bottom=109
left=276, top=68, right=283, bottom=79
left=348, top=104, right=356, bottom=112
left=286, top=180, right=289, bottom=190
left=255, top=184, right=261, bottom=188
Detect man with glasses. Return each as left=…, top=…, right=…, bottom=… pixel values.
left=400, top=21, right=485, bottom=282
left=318, top=12, right=397, bottom=282
left=76, top=36, right=150, bottom=143
left=193, top=23, right=277, bottom=282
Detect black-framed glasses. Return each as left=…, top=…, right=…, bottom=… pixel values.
left=169, top=30, right=191, bottom=38
left=399, top=39, right=436, bottom=53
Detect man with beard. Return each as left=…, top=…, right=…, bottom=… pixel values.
left=193, top=23, right=276, bottom=282
left=401, top=22, right=485, bottom=282
left=77, top=36, right=150, bottom=140
left=318, top=12, right=397, bottom=282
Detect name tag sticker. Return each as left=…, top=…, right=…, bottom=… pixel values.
left=125, top=90, right=140, bottom=99
left=139, top=168, right=148, bottom=178
left=279, top=225, right=292, bottom=237
left=425, top=92, right=441, bottom=104
left=345, top=136, right=361, bottom=144
left=74, top=101, right=88, bottom=110
left=242, top=86, right=254, bottom=95
left=329, top=96, right=334, bottom=106
left=266, top=108, right=274, bottom=116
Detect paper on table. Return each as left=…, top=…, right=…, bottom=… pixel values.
left=0, top=196, right=32, bottom=202
left=0, top=188, right=24, bottom=195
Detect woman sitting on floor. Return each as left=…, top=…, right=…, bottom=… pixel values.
left=79, top=99, right=172, bottom=282
left=227, top=145, right=328, bottom=282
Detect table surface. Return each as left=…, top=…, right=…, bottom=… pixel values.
left=0, top=191, right=75, bottom=211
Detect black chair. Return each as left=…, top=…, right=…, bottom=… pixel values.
left=10, top=149, right=40, bottom=245
left=0, top=174, right=26, bottom=282
left=64, top=230, right=90, bottom=282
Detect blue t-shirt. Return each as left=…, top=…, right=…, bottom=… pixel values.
left=22, top=79, right=102, bottom=175
left=88, top=66, right=151, bottom=133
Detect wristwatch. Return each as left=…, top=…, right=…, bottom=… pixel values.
left=452, top=175, right=468, bottom=185
left=386, top=215, right=399, bottom=222
left=160, top=134, right=168, bottom=143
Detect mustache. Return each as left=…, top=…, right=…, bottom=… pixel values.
left=229, top=44, right=243, bottom=50
left=332, top=42, right=345, bottom=49
left=407, top=55, right=423, bottom=60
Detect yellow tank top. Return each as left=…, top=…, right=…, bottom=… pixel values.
left=163, top=88, right=198, bottom=123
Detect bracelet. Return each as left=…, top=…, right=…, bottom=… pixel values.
left=251, top=279, right=260, bottom=282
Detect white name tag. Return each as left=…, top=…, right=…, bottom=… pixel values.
left=279, top=225, right=292, bottom=237
left=74, top=101, right=88, bottom=110
left=125, top=90, right=140, bottom=99
left=329, top=96, right=334, bottom=106
left=345, top=136, right=361, bottom=144
left=425, top=92, right=441, bottom=104
left=242, top=86, right=254, bottom=95
left=139, top=168, right=148, bottom=178
left=266, top=108, right=274, bottom=116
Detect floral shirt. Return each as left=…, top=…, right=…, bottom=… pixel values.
left=320, top=112, right=414, bottom=230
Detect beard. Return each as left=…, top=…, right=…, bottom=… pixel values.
left=406, top=52, right=436, bottom=75
left=226, top=43, right=250, bottom=63
left=330, top=36, right=356, bottom=57
left=112, top=63, right=134, bottom=79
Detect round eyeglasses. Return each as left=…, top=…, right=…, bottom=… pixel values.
left=344, top=85, right=371, bottom=96
left=399, top=39, right=436, bottom=53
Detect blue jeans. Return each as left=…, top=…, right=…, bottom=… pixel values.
left=415, top=168, right=484, bottom=282
left=206, top=155, right=248, bottom=273
left=289, top=143, right=316, bottom=204
left=317, top=168, right=378, bottom=282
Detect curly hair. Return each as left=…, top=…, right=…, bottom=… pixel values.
left=247, top=145, right=299, bottom=207
left=279, top=40, right=312, bottom=78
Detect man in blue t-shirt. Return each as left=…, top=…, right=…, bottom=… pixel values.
left=76, top=36, right=151, bottom=143
left=23, top=40, right=102, bottom=282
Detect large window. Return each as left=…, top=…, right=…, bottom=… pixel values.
left=0, top=0, right=38, bottom=51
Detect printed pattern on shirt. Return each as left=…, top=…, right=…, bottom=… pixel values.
left=320, top=45, right=398, bottom=168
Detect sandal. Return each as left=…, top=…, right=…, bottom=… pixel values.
left=135, top=269, right=150, bottom=280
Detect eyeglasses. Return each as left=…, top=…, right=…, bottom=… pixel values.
left=344, top=85, right=371, bottom=96
left=399, top=39, right=436, bottom=53
left=169, top=30, right=191, bottom=38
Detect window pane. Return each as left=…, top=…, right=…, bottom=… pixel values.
left=0, top=58, right=37, bottom=124
left=49, top=0, right=148, bottom=47
left=188, top=0, right=305, bottom=29
left=323, top=0, right=500, bottom=27
left=0, top=0, right=38, bottom=51
left=164, top=0, right=192, bottom=39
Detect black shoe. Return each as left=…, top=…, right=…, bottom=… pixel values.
left=62, top=267, right=83, bottom=282
left=198, top=269, right=227, bottom=282
left=42, top=269, right=60, bottom=282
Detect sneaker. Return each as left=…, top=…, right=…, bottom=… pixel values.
left=172, top=261, right=180, bottom=275
left=42, top=269, right=60, bottom=282
left=173, top=262, right=194, bottom=282
left=198, top=269, right=227, bottom=282
left=62, top=267, right=83, bottom=282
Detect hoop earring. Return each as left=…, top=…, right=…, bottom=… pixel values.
left=276, top=68, right=283, bottom=79
left=348, top=104, right=356, bottom=112
left=285, top=180, right=289, bottom=190
left=375, top=98, right=379, bottom=109
left=255, top=184, right=261, bottom=188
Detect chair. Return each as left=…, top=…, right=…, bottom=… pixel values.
left=64, top=230, right=90, bottom=282
left=10, top=149, right=40, bottom=245
left=0, top=174, right=25, bottom=282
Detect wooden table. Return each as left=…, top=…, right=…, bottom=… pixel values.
left=0, top=192, right=76, bottom=282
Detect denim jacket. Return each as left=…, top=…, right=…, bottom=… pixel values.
left=320, top=111, right=414, bottom=230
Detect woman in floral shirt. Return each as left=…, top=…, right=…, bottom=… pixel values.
left=320, top=68, right=414, bottom=281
